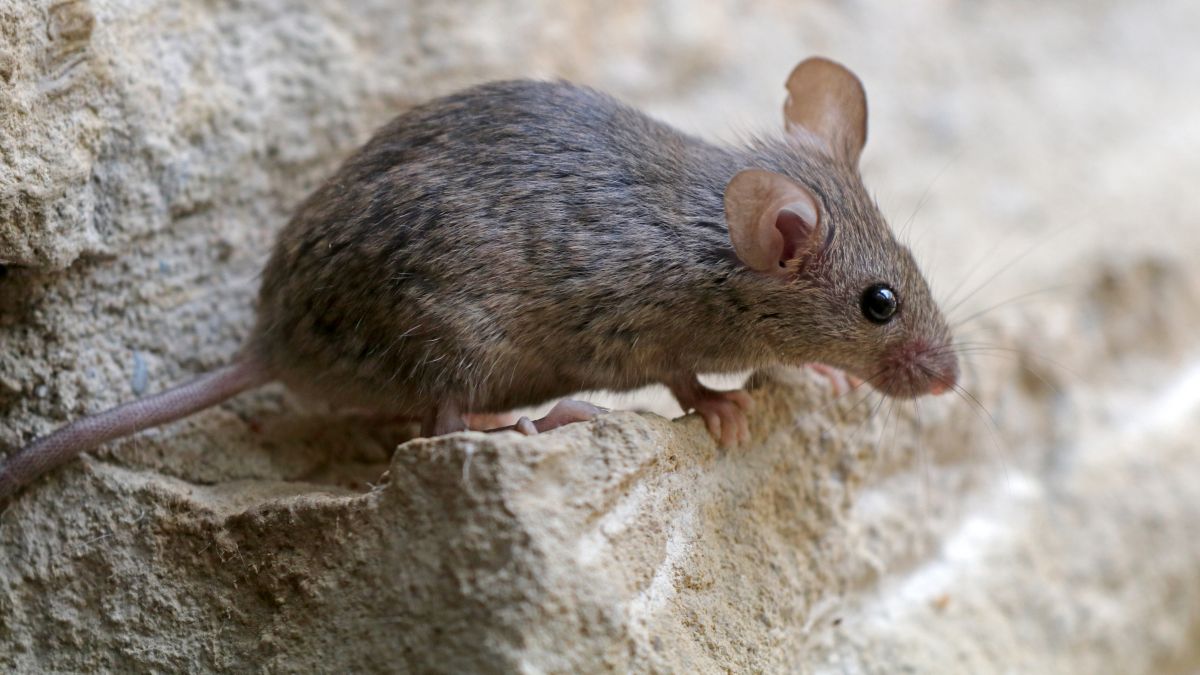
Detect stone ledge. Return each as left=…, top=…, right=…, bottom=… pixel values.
left=0, top=372, right=970, bottom=672
left=3, top=255, right=1200, bottom=671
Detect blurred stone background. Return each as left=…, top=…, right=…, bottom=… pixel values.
left=1, top=0, right=1198, bottom=672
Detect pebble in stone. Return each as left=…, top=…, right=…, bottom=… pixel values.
left=131, top=351, right=149, bottom=396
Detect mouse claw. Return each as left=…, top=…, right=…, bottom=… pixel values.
left=677, top=388, right=752, bottom=448
left=808, top=363, right=860, bottom=397
left=515, top=416, right=538, bottom=435
left=700, top=409, right=724, bottom=445
left=669, top=376, right=755, bottom=449
left=478, top=399, right=607, bottom=437
left=727, top=389, right=755, bottom=412
left=694, top=397, right=749, bottom=448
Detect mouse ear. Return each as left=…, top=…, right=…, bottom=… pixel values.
left=783, top=57, right=868, bottom=165
left=724, top=169, right=822, bottom=276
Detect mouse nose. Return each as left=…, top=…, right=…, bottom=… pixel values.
left=876, top=340, right=959, bottom=398
left=926, top=351, right=959, bottom=396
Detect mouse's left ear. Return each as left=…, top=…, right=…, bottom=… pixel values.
left=784, top=57, right=868, bottom=165
left=724, top=169, right=823, bottom=277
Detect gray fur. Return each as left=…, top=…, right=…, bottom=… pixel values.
left=251, top=79, right=954, bottom=414
left=0, top=75, right=958, bottom=501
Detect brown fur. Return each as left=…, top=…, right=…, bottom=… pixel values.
left=1, top=64, right=957, bottom=500
left=251, top=78, right=953, bottom=414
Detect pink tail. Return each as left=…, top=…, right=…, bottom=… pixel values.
left=0, top=359, right=270, bottom=501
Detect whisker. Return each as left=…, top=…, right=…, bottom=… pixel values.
left=912, top=397, right=931, bottom=519
left=944, top=345, right=1080, bottom=380
left=941, top=226, right=1023, bottom=310
left=813, top=364, right=890, bottom=417
left=847, top=381, right=889, bottom=453
left=943, top=216, right=1089, bottom=317
left=952, top=351, right=1068, bottom=396
left=899, top=153, right=960, bottom=245
left=919, top=364, right=1011, bottom=481
left=953, top=384, right=1010, bottom=480
left=874, top=396, right=897, bottom=457
left=864, top=393, right=892, bottom=468
left=950, top=285, right=1073, bottom=328
left=946, top=246, right=1046, bottom=317
left=841, top=387, right=883, bottom=422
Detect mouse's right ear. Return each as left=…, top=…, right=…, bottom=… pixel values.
left=724, top=169, right=822, bottom=277
left=784, top=57, right=868, bottom=165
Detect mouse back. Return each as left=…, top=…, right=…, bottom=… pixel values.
left=248, top=79, right=758, bottom=413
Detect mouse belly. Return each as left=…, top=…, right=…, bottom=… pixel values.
left=252, top=223, right=694, bottom=421
left=255, top=325, right=626, bottom=419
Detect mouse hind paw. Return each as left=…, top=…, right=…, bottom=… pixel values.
left=513, top=399, right=608, bottom=436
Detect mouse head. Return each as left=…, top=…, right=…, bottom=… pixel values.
left=724, top=57, right=958, bottom=398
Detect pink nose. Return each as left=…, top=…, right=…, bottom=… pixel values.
left=927, top=364, right=958, bottom=395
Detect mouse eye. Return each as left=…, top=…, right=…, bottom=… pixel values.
left=860, top=283, right=898, bottom=324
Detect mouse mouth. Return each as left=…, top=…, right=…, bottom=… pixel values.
left=874, top=340, right=959, bottom=399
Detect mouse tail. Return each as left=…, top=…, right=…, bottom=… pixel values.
left=0, top=357, right=271, bottom=502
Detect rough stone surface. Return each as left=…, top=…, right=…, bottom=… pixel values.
left=3, top=0, right=1200, bottom=672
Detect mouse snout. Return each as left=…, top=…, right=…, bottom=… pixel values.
left=875, top=339, right=958, bottom=398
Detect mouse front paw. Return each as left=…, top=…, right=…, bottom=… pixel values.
left=692, top=391, right=753, bottom=448
left=670, top=377, right=754, bottom=448
left=807, top=363, right=863, bottom=396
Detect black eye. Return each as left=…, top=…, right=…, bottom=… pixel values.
left=860, top=283, right=898, bottom=324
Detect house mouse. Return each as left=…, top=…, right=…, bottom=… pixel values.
left=0, top=57, right=958, bottom=501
